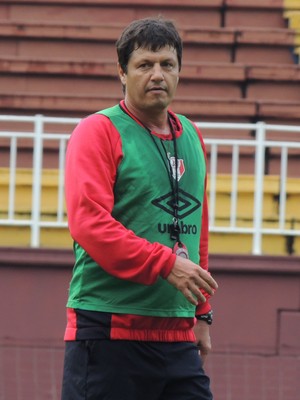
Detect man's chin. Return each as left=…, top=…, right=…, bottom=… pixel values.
left=146, top=97, right=171, bottom=111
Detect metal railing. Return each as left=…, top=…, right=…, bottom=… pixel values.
left=0, top=114, right=78, bottom=247
left=197, top=121, right=300, bottom=254
left=0, top=114, right=300, bottom=254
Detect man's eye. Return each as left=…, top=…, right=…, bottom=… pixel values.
left=162, top=62, right=174, bottom=69
left=139, top=63, right=150, bottom=69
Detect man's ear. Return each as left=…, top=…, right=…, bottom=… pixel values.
left=117, top=63, right=127, bottom=86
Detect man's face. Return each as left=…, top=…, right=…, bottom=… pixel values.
left=118, top=45, right=180, bottom=113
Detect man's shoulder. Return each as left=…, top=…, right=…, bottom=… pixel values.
left=96, top=104, right=122, bottom=118
left=175, top=113, right=193, bottom=125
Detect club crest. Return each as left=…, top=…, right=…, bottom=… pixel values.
left=169, top=156, right=185, bottom=181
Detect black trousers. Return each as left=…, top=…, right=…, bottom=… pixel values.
left=61, top=340, right=213, bottom=400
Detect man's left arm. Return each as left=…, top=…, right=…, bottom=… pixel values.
left=193, top=192, right=213, bottom=363
left=193, top=123, right=215, bottom=361
left=193, top=317, right=212, bottom=364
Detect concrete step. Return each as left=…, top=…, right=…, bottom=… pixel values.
left=0, top=22, right=296, bottom=64
left=285, top=10, right=300, bottom=29
left=284, top=11, right=300, bottom=54
left=0, top=58, right=242, bottom=101
left=0, top=92, right=258, bottom=121
left=3, top=92, right=300, bottom=126
left=207, top=174, right=300, bottom=224
left=1, top=58, right=300, bottom=102
left=0, top=168, right=66, bottom=216
left=284, top=0, right=300, bottom=11
left=209, top=231, right=300, bottom=255
left=0, top=0, right=223, bottom=28
left=283, top=1, right=300, bottom=61
left=0, top=0, right=287, bottom=29
left=0, top=225, right=72, bottom=248
left=225, top=0, right=286, bottom=28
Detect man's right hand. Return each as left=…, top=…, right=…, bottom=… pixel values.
left=166, top=256, right=218, bottom=305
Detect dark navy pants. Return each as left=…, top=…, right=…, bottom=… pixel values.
left=61, top=340, right=213, bottom=400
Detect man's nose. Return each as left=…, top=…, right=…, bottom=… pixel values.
left=151, top=64, right=164, bottom=80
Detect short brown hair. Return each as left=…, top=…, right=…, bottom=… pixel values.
left=116, top=17, right=182, bottom=73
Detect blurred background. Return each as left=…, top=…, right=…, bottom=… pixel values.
left=0, top=0, right=300, bottom=399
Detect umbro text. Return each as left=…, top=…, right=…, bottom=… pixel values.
left=158, top=221, right=197, bottom=235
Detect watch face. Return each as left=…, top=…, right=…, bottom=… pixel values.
left=196, top=310, right=213, bottom=324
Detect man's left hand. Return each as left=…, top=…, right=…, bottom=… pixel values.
left=193, top=320, right=212, bottom=364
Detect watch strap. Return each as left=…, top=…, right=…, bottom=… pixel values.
left=195, top=310, right=213, bottom=325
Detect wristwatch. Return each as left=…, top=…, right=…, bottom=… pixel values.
left=195, top=310, right=213, bottom=325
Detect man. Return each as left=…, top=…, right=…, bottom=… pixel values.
left=62, top=17, right=218, bottom=400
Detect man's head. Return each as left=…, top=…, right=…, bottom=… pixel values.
left=116, top=17, right=182, bottom=74
left=116, top=17, right=182, bottom=114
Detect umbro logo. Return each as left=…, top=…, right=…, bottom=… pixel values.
left=152, top=189, right=201, bottom=219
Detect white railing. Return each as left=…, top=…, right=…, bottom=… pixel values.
left=0, top=114, right=79, bottom=247
left=197, top=121, right=300, bottom=254
left=0, top=114, right=300, bottom=254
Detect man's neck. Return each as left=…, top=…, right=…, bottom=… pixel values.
left=124, top=101, right=171, bottom=135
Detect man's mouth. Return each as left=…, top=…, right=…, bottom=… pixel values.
left=147, top=87, right=167, bottom=92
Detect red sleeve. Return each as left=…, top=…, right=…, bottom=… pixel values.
left=65, top=114, right=176, bottom=285
left=192, top=122, right=212, bottom=315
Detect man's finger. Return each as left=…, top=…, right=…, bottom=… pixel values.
left=188, top=282, right=207, bottom=303
left=197, top=269, right=218, bottom=290
left=192, top=275, right=217, bottom=296
left=183, top=288, right=198, bottom=306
